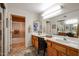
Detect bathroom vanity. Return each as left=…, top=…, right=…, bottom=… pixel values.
left=46, top=40, right=79, bottom=56
left=32, top=33, right=79, bottom=56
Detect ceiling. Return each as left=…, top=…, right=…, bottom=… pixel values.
left=7, top=3, right=79, bottom=15
left=7, top=3, right=56, bottom=14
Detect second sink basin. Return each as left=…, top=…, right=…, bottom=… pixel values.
left=53, top=36, right=79, bottom=45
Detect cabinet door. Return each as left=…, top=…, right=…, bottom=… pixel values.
left=47, top=47, right=57, bottom=56
left=46, top=40, right=52, bottom=47
left=58, top=51, right=66, bottom=56
left=54, top=43, right=66, bottom=53
left=67, top=47, right=78, bottom=56
left=32, top=39, right=35, bottom=47
left=32, top=35, right=38, bottom=48
left=32, top=36, right=35, bottom=47
left=47, top=40, right=57, bottom=56
left=34, top=38, right=38, bottom=49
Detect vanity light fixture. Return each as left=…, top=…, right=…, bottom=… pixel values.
left=43, top=9, right=62, bottom=19
left=41, top=4, right=62, bottom=19
left=65, top=19, right=78, bottom=24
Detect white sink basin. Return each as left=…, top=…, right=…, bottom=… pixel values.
left=53, top=36, right=79, bottom=45
left=53, top=36, right=64, bottom=41
left=55, top=39, right=69, bottom=43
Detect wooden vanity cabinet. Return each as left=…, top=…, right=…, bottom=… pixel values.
left=53, top=42, right=67, bottom=56
left=32, top=35, right=79, bottom=56
left=32, top=35, right=35, bottom=47
left=47, top=40, right=67, bottom=56
left=67, top=47, right=79, bottom=56
left=47, top=40, right=57, bottom=56
left=46, top=40, right=79, bottom=56
left=34, top=38, right=38, bottom=49
left=47, top=47, right=57, bottom=56
left=58, top=51, right=66, bottom=56
left=32, top=35, right=38, bottom=49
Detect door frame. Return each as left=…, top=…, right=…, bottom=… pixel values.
left=0, top=3, right=6, bottom=56
left=10, top=14, right=26, bottom=54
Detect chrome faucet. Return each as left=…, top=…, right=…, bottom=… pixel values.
left=63, top=38, right=67, bottom=41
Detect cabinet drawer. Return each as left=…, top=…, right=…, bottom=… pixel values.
left=32, top=39, right=35, bottom=46
left=67, top=47, right=78, bottom=56
left=54, top=44, right=66, bottom=53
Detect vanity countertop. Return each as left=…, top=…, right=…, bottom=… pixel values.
left=32, top=33, right=79, bottom=50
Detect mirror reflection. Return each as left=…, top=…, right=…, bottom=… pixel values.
left=57, top=19, right=78, bottom=38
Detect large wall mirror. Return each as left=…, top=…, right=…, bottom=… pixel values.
left=57, top=18, right=79, bottom=38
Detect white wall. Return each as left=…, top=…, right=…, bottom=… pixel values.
left=6, top=4, right=38, bottom=55
left=3, top=4, right=9, bottom=56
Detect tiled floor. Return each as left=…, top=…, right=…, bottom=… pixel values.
left=9, top=46, right=47, bottom=56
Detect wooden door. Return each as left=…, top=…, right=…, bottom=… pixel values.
left=10, top=15, right=25, bottom=54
